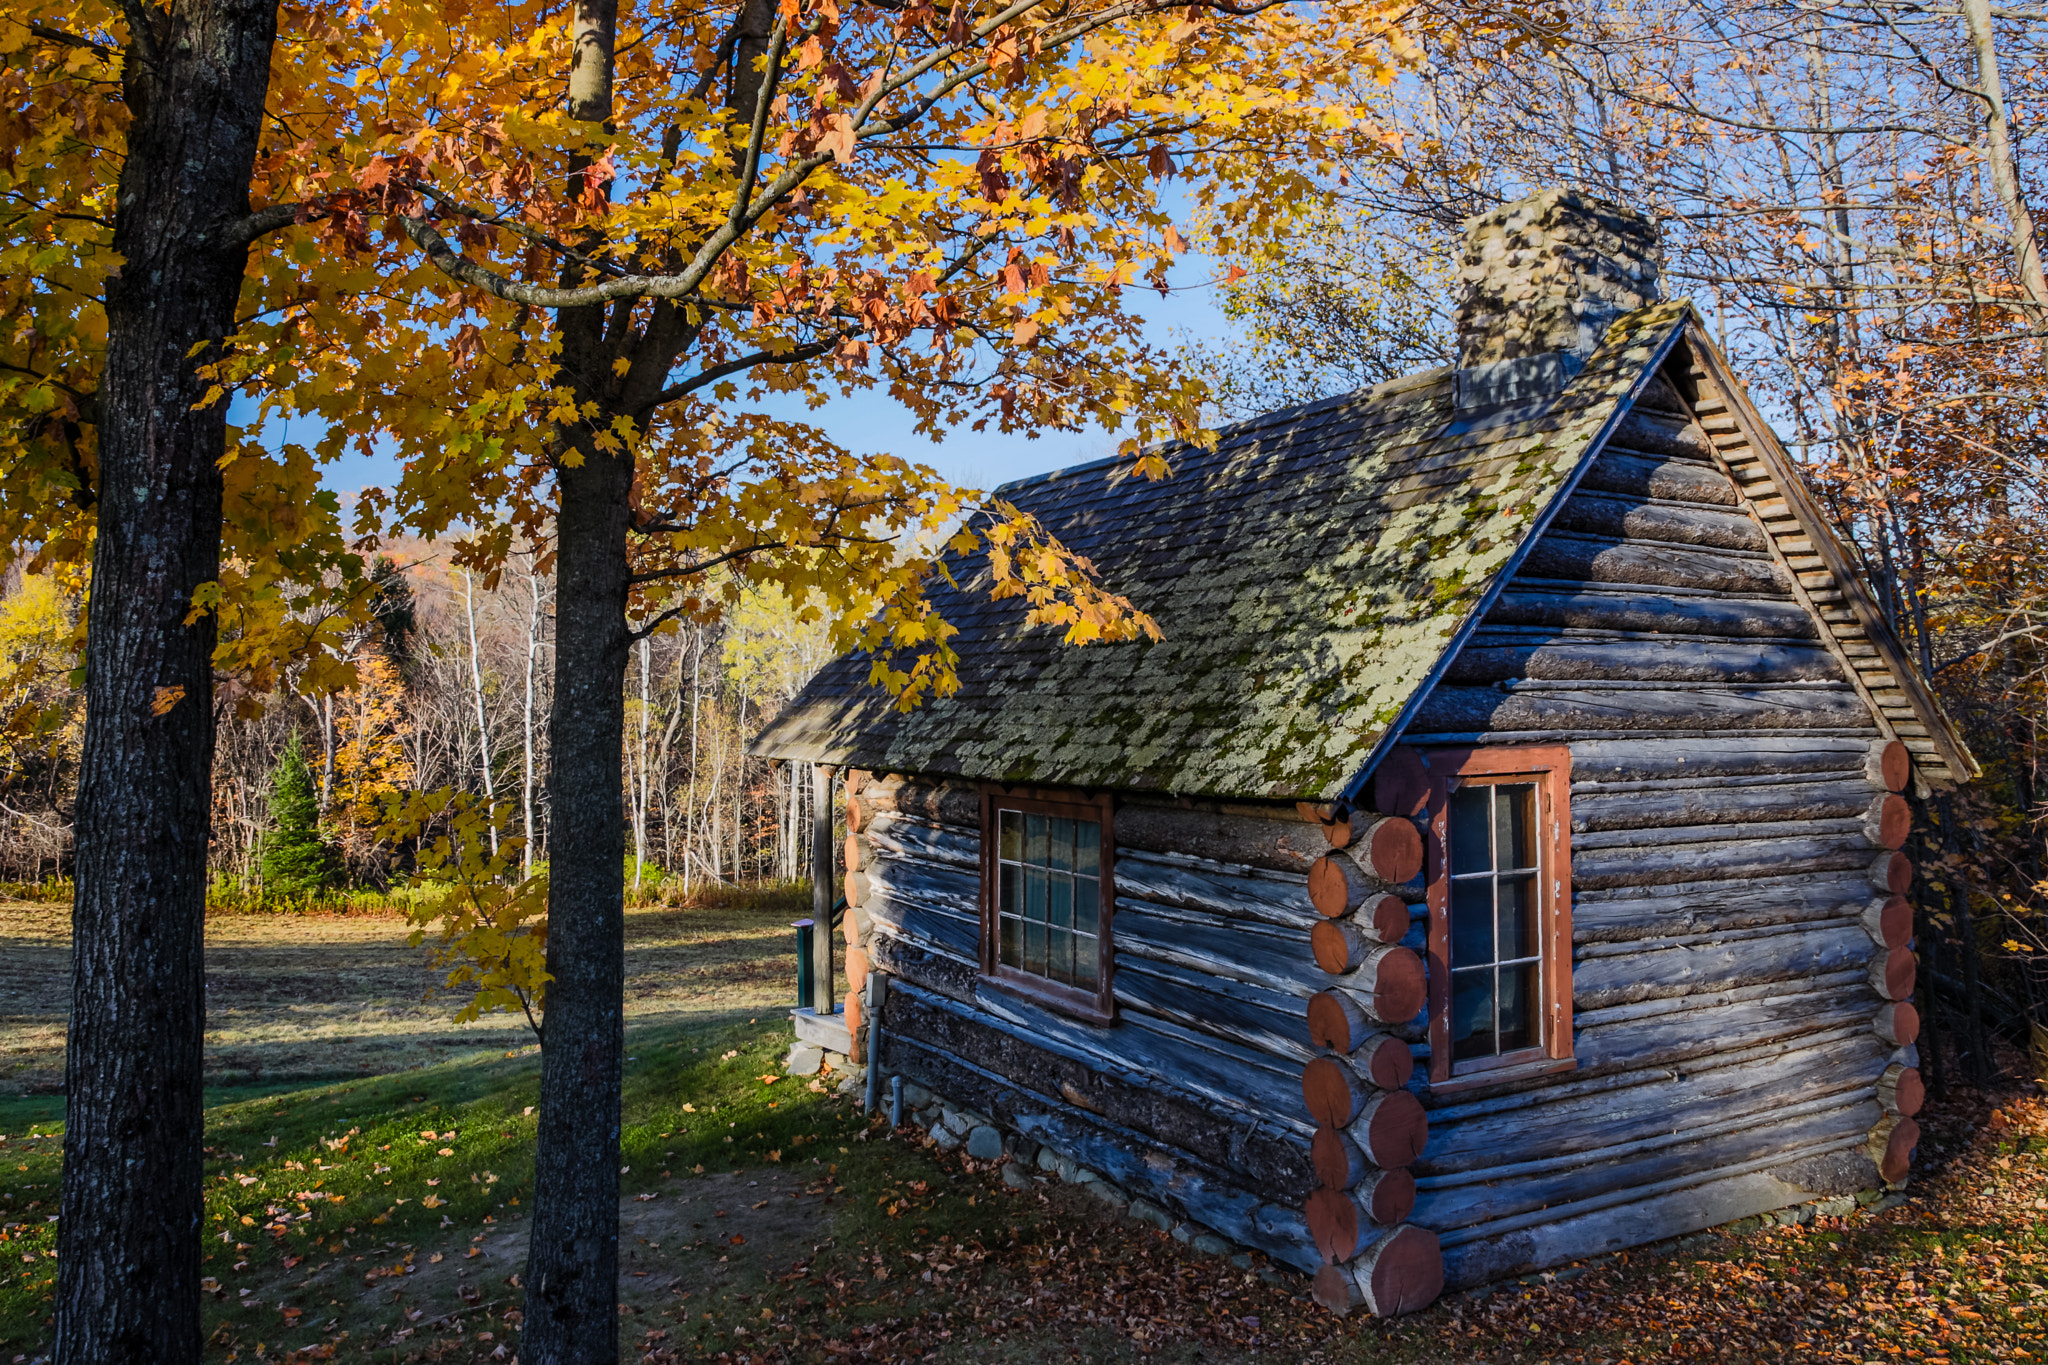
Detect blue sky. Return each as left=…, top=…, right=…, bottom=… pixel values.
left=294, top=254, right=1246, bottom=504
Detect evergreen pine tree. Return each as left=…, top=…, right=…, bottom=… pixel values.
left=259, top=735, right=340, bottom=899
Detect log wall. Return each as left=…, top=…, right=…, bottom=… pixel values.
left=839, top=356, right=1921, bottom=1315
left=1399, top=361, right=1920, bottom=1290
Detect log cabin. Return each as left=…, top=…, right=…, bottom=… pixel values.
left=750, top=188, right=1978, bottom=1316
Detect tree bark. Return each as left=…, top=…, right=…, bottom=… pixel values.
left=1958, top=0, right=2048, bottom=320
left=523, top=344, right=633, bottom=1361
left=57, top=3, right=278, bottom=1362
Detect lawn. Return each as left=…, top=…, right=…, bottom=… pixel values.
left=1, top=894, right=2043, bottom=1362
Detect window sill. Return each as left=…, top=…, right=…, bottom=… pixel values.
left=1429, top=1053, right=1576, bottom=1097
left=983, top=968, right=1114, bottom=1026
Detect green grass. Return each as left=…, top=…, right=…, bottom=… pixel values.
left=0, top=1012, right=1040, bottom=1361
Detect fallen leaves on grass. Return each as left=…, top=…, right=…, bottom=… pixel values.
left=657, top=1085, right=2046, bottom=1365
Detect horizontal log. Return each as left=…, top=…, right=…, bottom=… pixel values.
left=1878, top=1063, right=1924, bottom=1118
left=1112, top=803, right=1326, bottom=876
left=1860, top=895, right=1912, bottom=950
left=1608, top=410, right=1718, bottom=462
left=1572, top=870, right=1881, bottom=943
left=889, top=781, right=984, bottom=829
left=1863, top=794, right=1910, bottom=850
left=1414, top=683, right=1866, bottom=738
left=1325, top=814, right=1424, bottom=882
left=1573, top=920, right=1873, bottom=1010
left=863, top=813, right=980, bottom=871
left=1110, top=954, right=1318, bottom=1062
left=1517, top=541, right=1788, bottom=597
left=1572, top=777, right=1890, bottom=833
left=1870, top=1114, right=1918, bottom=1183
left=844, top=869, right=872, bottom=907
left=1571, top=976, right=1879, bottom=1077
left=1873, top=1001, right=1919, bottom=1047
left=1311, top=1225, right=1443, bottom=1317
left=1869, top=739, right=1911, bottom=792
left=1332, top=944, right=1426, bottom=1025
left=1417, top=1092, right=1879, bottom=1233
left=1481, top=589, right=1816, bottom=640
left=1437, top=1141, right=1873, bottom=1290
left=1571, top=834, right=1878, bottom=892
left=1552, top=490, right=1770, bottom=552
left=1446, top=636, right=1836, bottom=686
left=845, top=833, right=870, bottom=872
left=1567, top=735, right=1888, bottom=782
left=1110, top=900, right=1323, bottom=998
left=1870, top=851, right=1913, bottom=894
left=1870, top=947, right=1916, bottom=1001
left=1312, top=906, right=1412, bottom=971
left=1342, top=1090, right=1430, bottom=1169
left=1573, top=815, right=1869, bottom=852
left=883, top=1028, right=1321, bottom=1273
left=1307, top=1172, right=1418, bottom=1262
left=1110, top=851, right=1316, bottom=930
left=1578, top=448, right=1737, bottom=503
left=880, top=980, right=1316, bottom=1191
left=1420, top=1028, right=1888, bottom=1176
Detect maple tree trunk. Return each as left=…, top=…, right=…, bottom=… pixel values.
left=56, top=3, right=277, bottom=1362
left=524, top=404, right=633, bottom=1362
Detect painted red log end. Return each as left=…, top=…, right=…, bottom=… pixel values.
left=1366, top=946, right=1428, bottom=1025
left=1874, top=1000, right=1920, bottom=1047
left=1360, top=1089, right=1429, bottom=1169
left=1871, top=851, right=1913, bottom=895
left=1872, top=793, right=1911, bottom=849
left=1302, top=1056, right=1366, bottom=1129
left=1359, top=1032, right=1416, bottom=1092
left=1307, top=856, right=1357, bottom=919
left=1879, top=740, right=1911, bottom=792
left=1311, top=920, right=1360, bottom=974
left=1880, top=1117, right=1920, bottom=1183
left=1306, top=991, right=1367, bottom=1053
left=1890, top=1067, right=1925, bottom=1118
left=1311, top=1126, right=1366, bottom=1191
left=1881, top=947, right=1918, bottom=1001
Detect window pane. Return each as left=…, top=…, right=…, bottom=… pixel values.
left=1498, top=872, right=1537, bottom=961
left=999, top=809, right=1022, bottom=863
left=998, top=862, right=1020, bottom=915
left=1023, top=915, right=1046, bottom=976
left=1048, top=874, right=1074, bottom=982
left=1499, top=962, right=1538, bottom=1053
left=1449, top=877, right=1494, bottom=968
left=1074, top=932, right=1099, bottom=989
left=1450, top=968, right=1495, bottom=1061
left=1048, top=818, right=1073, bottom=873
left=1024, top=812, right=1048, bottom=866
left=1073, top=876, right=1099, bottom=939
left=1497, top=784, right=1537, bottom=871
left=1024, top=866, right=1046, bottom=923
left=999, top=912, right=1021, bottom=968
left=1450, top=785, right=1491, bottom=875
left=1074, top=820, right=1100, bottom=877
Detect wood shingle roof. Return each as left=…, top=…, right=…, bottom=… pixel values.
left=752, top=303, right=1973, bottom=797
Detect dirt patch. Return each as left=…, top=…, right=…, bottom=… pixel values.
left=214, top=1166, right=848, bottom=1358
left=0, top=897, right=842, bottom=1096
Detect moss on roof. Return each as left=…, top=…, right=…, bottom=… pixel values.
left=751, top=304, right=1693, bottom=800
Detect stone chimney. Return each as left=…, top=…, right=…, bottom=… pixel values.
left=1452, top=189, right=1662, bottom=405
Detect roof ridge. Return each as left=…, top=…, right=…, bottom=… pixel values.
left=992, top=366, right=1457, bottom=498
